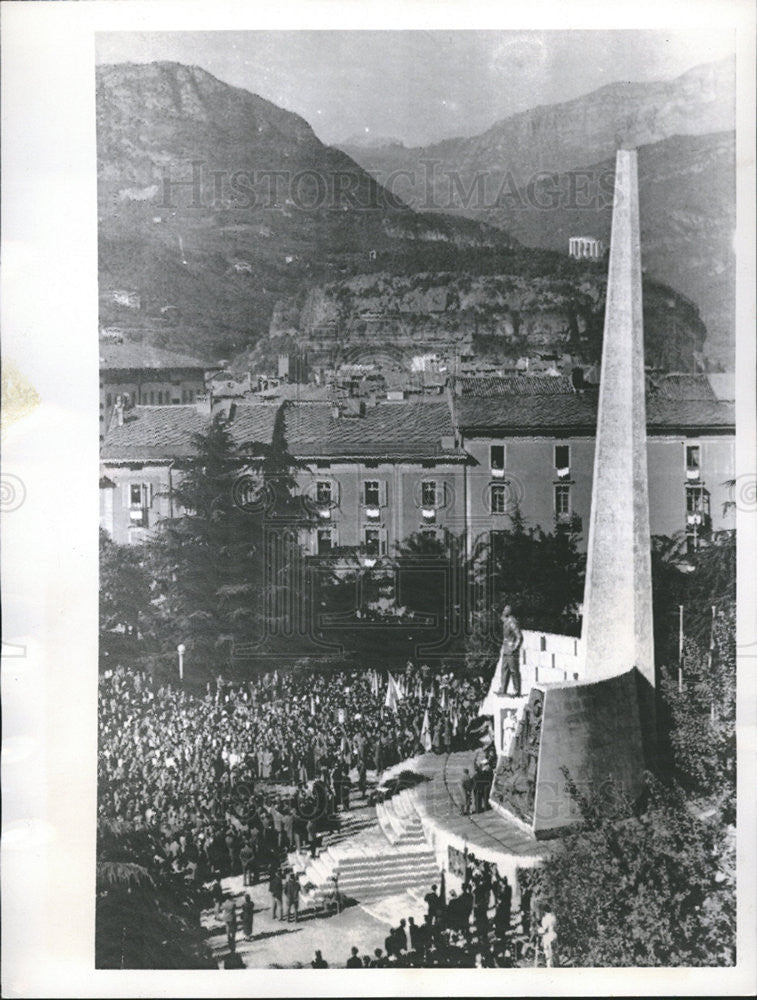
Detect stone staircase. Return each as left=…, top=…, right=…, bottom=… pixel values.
left=288, top=788, right=439, bottom=912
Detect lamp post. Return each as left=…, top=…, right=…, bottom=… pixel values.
left=177, top=643, right=185, bottom=682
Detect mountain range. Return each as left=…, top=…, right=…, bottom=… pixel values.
left=96, top=59, right=733, bottom=369
left=338, top=57, right=735, bottom=368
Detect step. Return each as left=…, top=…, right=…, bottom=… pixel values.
left=336, top=862, right=439, bottom=884
left=335, top=851, right=436, bottom=871
left=336, top=867, right=440, bottom=892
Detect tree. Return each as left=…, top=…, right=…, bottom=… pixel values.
left=100, top=528, right=154, bottom=661
left=146, top=413, right=305, bottom=672
left=523, top=773, right=736, bottom=967
left=652, top=529, right=736, bottom=663
left=659, top=605, right=736, bottom=823
left=96, top=817, right=214, bottom=969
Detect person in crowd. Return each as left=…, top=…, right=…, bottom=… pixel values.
left=538, top=909, right=558, bottom=967
left=346, top=946, right=362, bottom=968
left=311, top=950, right=328, bottom=969
left=408, top=915, right=422, bottom=952
left=241, top=893, right=254, bottom=941
left=269, top=868, right=283, bottom=921
left=460, top=768, right=473, bottom=815
left=396, top=917, right=408, bottom=953
left=424, top=883, right=440, bottom=924
left=284, top=871, right=301, bottom=923
left=239, top=841, right=254, bottom=887
left=223, top=896, right=237, bottom=952
left=212, top=878, right=224, bottom=921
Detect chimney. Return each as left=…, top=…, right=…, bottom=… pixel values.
left=571, top=367, right=585, bottom=391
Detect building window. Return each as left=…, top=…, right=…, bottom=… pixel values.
left=106, top=393, right=112, bottom=407
left=421, top=480, right=438, bottom=508
left=158, top=391, right=164, bottom=404
left=188, top=389, right=194, bottom=403
left=490, top=483, right=508, bottom=514
left=316, top=480, right=332, bottom=505
left=363, top=527, right=386, bottom=556
left=317, top=528, right=333, bottom=555
left=555, top=484, right=571, bottom=520
left=364, top=480, right=380, bottom=506
left=686, top=485, right=710, bottom=520
left=555, top=444, right=571, bottom=479
left=686, top=444, right=701, bottom=480
left=127, top=483, right=150, bottom=528
left=490, top=444, right=505, bottom=475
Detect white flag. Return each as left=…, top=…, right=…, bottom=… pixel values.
left=421, top=709, right=432, bottom=751
left=385, top=672, right=404, bottom=712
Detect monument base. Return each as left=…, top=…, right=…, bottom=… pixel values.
left=490, top=668, right=654, bottom=838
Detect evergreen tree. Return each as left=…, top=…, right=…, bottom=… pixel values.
left=146, top=413, right=305, bottom=671
left=99, top=528, right=153, bottom=659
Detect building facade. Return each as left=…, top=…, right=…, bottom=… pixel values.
left=100, top=376, right=735, bottom=553
left=454, top=375, right=735, bottom=555
left=100, top=340, right=211, bottom=440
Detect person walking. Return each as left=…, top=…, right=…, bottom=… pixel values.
left=285, top=871, right=301, bottom=923
left=269, top=868, right=283, bottom=921
left=212, top=878, right=224, bottom=922
left=241, top=893, right=254, bottom=941
left=239, top=841, right=254, bottom=887
left=223, top=896, right=237, bottom=953
left=459, top=768, right=473, bottom=815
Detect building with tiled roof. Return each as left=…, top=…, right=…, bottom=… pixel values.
left=279, top=399, right=467, bottom=556
left=455, top=375, right=734, bottom=552
left=101, top=376, right=735, bottom=553
left=281, top=399, right=463, bottom=461
left=100, top=400, right=279, bottom=544
left=99, top=339, right=214, bottom=442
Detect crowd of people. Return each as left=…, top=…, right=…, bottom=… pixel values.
left=97, top=661, right=488, bottom=890
left=310, top=869, right=557, bottom=969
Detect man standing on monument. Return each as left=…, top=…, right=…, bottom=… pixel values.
left=498, top=605, right=523, bottom=697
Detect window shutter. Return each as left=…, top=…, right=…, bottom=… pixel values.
left=332, top=525, right=339, bottom=548
left=123, top=483, right=131, bottom=506
left=332, top=479, right=340, bottom=506
left=379, top=480, right=387, bottom=507
left=379, top=528, right=388, bottom=555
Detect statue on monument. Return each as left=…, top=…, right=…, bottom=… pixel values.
left=498, top=605, right=523, bottom=697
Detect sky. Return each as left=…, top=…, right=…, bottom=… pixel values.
left=96, top=30, right=736, bottom=147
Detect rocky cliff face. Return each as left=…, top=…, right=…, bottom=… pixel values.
left=267, top=267, right=707, bottom=371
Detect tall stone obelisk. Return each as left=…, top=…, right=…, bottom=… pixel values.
left=579, top=149, right=655, bottom=687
